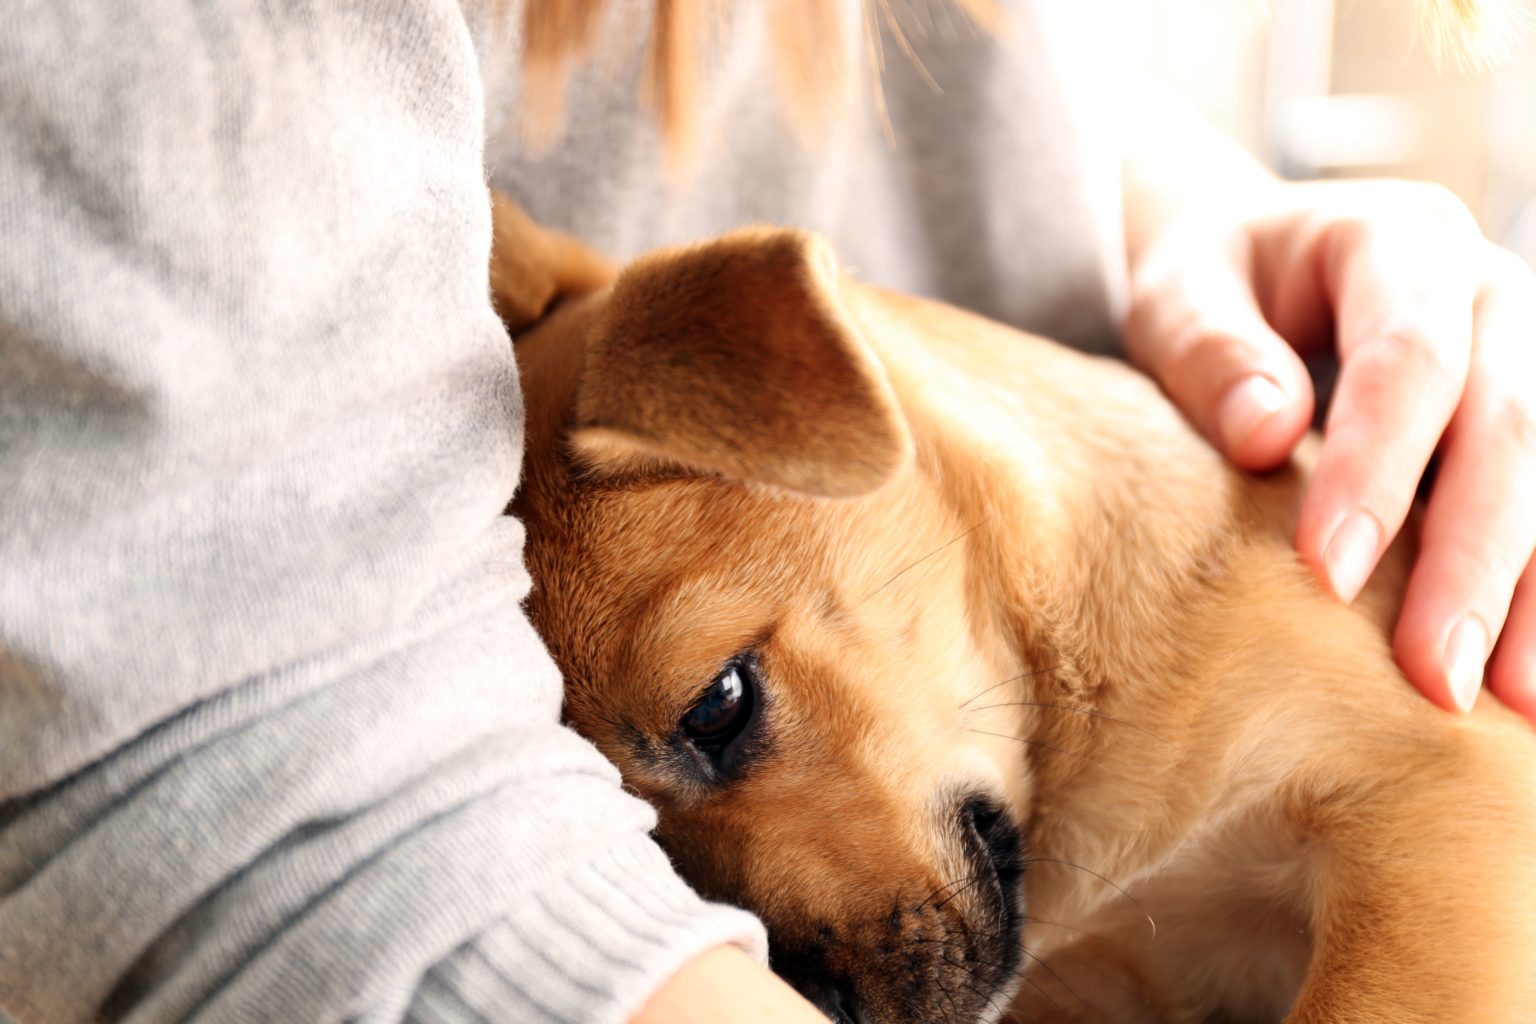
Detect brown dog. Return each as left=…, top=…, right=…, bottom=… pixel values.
left=492, top=194, right=1536, bottom=1023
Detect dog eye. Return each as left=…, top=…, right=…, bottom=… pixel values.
left=681, top=659, right=756, bottom=755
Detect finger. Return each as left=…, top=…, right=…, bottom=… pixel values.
left=1126, top=225, right=1314, bottom=470
left=1489, top=561, right=1536, bottom=721
left=1392, top=358, right=1536, bottom=712
left=1294, top=211, right=1479, bottom=604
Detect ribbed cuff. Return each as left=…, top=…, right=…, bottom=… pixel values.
left=407, top=835, right=767, bottom=1024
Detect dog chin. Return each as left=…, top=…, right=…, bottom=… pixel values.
left=980, top=972, right=1025, bottom=1024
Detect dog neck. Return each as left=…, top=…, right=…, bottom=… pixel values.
left=846, top=284, right=1415, bottom=937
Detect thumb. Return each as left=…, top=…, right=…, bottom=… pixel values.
left=1124, top=238, right=1315, bottom=470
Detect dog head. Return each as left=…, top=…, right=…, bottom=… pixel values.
left=509, top=224, right=1051, bottom=1022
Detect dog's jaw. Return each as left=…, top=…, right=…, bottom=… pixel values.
left=508, top=233, right=1536, bottom=1023
left=510, top=269, right=1317, bottom=1021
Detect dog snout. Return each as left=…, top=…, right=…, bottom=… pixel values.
left=763, top=800, right=1028, bottom=1023
left=801, top=976, right=861, bottom=1024
left=771, top=934, right=863, bottom=1023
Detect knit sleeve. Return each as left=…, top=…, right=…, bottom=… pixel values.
left=0, top=3, right=763, bottom=1022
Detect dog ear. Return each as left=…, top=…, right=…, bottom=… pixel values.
left=570, top=228, right=912, bottom=497
left=489, top=189, right=616, bottom=333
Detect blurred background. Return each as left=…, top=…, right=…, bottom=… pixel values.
left=1123, top=0, right=1536, bottom=266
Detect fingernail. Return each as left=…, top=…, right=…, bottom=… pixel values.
left=1321, top=510, right=1382, bottom=603
left=1216, top=375, right=1290, bottom=453
left=1443, top=617, right=1488, bottom=713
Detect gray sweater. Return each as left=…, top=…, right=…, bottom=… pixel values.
left=0, top=2, right=1121, bottom=1021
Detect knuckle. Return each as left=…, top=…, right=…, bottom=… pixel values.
left=1490, top=392, right=1536, bottom=454
left=1328, top=184, right=1482, bottom=263
left=1450, top=538, right=1526, bottom=594
left=1400, top=181, right=1478, bottom=235
left=1168, top=326, right=1265, bottom=389
left=1359, top=322, right=1462, bottom=388
left=1328, top=214, right=1378, bottom=257
left=1426, top=526, right=1529, bottom=598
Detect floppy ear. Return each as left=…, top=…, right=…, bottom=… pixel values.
left=488, top=189, right=616, bottom=333
left=570, top=228, right=912, bottom=497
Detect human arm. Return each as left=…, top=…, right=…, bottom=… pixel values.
left=1119, top=82, right=1536, bottom=719
left=0, top=3, right=766, bottom=1021
left=630, top=946, right=828, bottom=1024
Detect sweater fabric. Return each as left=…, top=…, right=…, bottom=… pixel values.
left=0, top=1, right=1122, bottom=1021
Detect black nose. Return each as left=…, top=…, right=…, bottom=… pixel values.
left=960, top=796, right=1026, bottom=902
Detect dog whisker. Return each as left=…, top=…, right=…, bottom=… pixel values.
left=956, top=666, right=1059, bottom=711
left=963, top=726, right=1076, bottom=761
left=937, top=972, right=964, bottom=1024
left=965, top=982, right=1010, bottom=1024
left=1018, top=944, right=1092, bottom=1012
left=923, top=925, right=1090, bottom=1017
left=952, top=964, right=1012, bottom=1022
left=1016, top=913, right=1104, bottom=941
left=1024, top=857, right=1157, bottom=939
left=914, top=871, right=988, bottom=912
left=964, top=727, right=1146, bottom=782
left=999, top=957, right=1061, bottom=1018
left=965, top=699, right=1171, bottom=746
left=927, top=927, right=1087, bottom=1019
left=934, top=873, right=989, bottom=910
left=904, top=927, right=1030, bottom=1024
left=1024, top=939, right=1156, bottom=1014
left=867, top=514, right=995, bottom=598
left=908, top=934, right=1014, bottom=957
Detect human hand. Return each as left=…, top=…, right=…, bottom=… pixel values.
left=1125, top=178, right=1536, bottom=720
left=630, top=944, right=826, bottom=1024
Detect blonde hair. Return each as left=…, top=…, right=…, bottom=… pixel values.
left=513, top=0, right=1521, bottom=163
left=1418, top=0, right=1529, bottom=67
left=515, top=0, right=1001, bottom=166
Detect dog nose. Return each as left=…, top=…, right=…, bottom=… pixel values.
left=960, top=796, right=1025, bottom=897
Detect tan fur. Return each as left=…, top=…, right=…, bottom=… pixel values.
left=572, top=229, right=912, bottom=496
left=488, top=190, right=615, bottom=332
left=493, top=192, right=1536, bottom=1023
